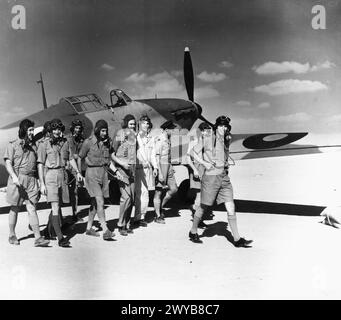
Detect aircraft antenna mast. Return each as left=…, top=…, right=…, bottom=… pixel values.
left=37, top=73, right=48, bottom=110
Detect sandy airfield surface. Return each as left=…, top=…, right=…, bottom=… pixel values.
left=0, top=151, right=341, bottom=300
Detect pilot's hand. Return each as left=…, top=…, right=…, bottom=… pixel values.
left=40, top=183, right=47, bottom=195
left=116, top=171, right=124, bottom=182
left=143, top=161, right=152, bottom=169
left=122, top=162, right=131, bottom=170
left=153, top=168, right=158, bottom=177
left=76, top=172, right=84, bottom=182
left=193, top=169, right=199, bottom=179
left=158, top=174, right=165, bottom=183
left=12, top=175, right=20, bottom=187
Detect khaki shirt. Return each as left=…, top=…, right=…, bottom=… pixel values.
left=4, top=139, right=38, bottom=175
left=79, top=135, right=113, bottom=167
left=67, top=134, right=84, bottom=160
left=193, top=132, right=230, bottom=175
left=37, top=138, right=70, bottom=168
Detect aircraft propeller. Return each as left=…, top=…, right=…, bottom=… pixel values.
left=183, top=47, right=214, bottom=127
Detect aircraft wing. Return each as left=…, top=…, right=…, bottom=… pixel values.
left=170, top=131, right=341, bottom=164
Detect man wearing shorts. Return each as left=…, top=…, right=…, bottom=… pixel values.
left=186, top=122, right=212, bottom=228
left=78, top=119, right=115, bottom=240
left=38, top=118, right=79, bottom=247
left=188, top=116, right=253, bottom=247
left=4, top=119, right=50, bottom=247
left=153, top=120, right=179, bottom=223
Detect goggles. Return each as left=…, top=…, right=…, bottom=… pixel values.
left=50, top=122, right=65, bottom=130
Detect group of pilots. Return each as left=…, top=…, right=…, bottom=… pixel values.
left=4, top=114, right=252, bottom=248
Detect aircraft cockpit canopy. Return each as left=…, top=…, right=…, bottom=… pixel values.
left=110, top=89, right=132, bottom=108
left=62, top=94, right=106, bottom=114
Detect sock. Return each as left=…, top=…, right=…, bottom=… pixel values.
left=227, top=215, right=240, bottom=242
left=97, top=209, right=108, bottom=232
left=52, top=215, right=63, bottom=241
left=190, top=206, right=204, bottom=234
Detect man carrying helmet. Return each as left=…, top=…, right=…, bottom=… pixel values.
left=4, top=119, right=50, bottom=247
left=188, top=116, right=253, bottom=248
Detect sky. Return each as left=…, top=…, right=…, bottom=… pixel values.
left=0, top=0, right=340, bottom=134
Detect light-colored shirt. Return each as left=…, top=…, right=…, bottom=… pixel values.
left=37, top=138, right=70, bottom=169
left=137, top=132, right=157, bottom=168
left=4, top=139, right=37, bottom=175
left=78, top=135, right=113, bottom=167
left=193, top=132, right=230, bottom=175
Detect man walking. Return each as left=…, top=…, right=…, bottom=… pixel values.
left=37, top=118, right=79, bottom=247
left=188, top=116, right=253, bottom=247
left=78, top=119, right=115, bottom=240
left=4, top=119, right=49, bottom=247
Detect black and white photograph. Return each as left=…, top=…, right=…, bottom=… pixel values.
left=0, top=0, right=340, bottom=301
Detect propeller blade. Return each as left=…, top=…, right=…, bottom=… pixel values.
left=184, top=47, right=194, bottom=102
left=198, top=115, right=214, bottom=127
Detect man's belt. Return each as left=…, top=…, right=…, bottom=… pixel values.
left=18, top=172, right=37, bottom=177
left=46, top=166, right=64, bottom=170
left=87, top=164, right=108, bottom=168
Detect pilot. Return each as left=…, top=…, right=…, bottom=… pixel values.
left=188, top=116, right=253, bottom=247
left=153, top=120, right=179, bottom=224
left=4, top=119, right=50, bottom=247
left=111, top=90, right=125, bottom=109
left=186, top=122, right=212, bottom=228
left=78, top=119, right=115, bottom=240
left=66, top=119, right=85, bottom=222
left=111, top=114, right=137, bottom=234
left=134, top=115, right=158, bottom=226
left=37, top=118, right=80, bottom=247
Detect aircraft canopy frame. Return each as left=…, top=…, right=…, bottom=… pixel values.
left=62, top=93, right=107, bottom=114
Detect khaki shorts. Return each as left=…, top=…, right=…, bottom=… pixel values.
left=155, top=164, right=177, bottom=191
left=85, top=167, right=109, bottom=198
left=45, top=168, right=70, bottom=203
left=6, top=174, right=40, bottom=206
left=200, top=170, right=233, bottom=206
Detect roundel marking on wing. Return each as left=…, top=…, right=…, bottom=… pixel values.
left=242, top=132, right=308, bottom=150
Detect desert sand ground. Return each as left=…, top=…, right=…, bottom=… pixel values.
left=0, top=150, right=341, bottom=300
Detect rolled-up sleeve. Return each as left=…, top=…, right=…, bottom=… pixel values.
left=4, top=143, right=14, bottom=163
left=78, top=140, right=90, bottom=159
left=37, top=142, right=47, bottom=164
